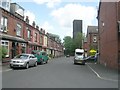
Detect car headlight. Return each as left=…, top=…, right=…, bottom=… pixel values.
left=19, top=61, right=24, bottom=63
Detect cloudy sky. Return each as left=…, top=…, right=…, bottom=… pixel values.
left=12, top=0, right=100, bottom=42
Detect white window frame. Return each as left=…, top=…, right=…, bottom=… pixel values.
left=93, top=36, right=97, bottom=43
left=1, top=16, right=8, bottom=32
left=1, top=40, right=9, bottom=57
left=16, top=23, right=22, bottom=36
left=1, top=0, right=10, bottom=11
left=27, top=29, right=31, bottom=40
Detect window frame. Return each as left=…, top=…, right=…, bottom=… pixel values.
left=1, top=40, right=9, bottom=57
left=27, top=29, right=31, bottom=41
left=1, top=0, right=10, bottom=11
left=16, top=23, right=22, bottom=36
left=1, top=16, right=8, bottom=32
left=35, top=33, right=37, bottom=42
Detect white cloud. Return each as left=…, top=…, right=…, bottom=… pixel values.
left=33, top=0, right=61, bottom=8
left=24, top=10, right=36, bottom=25
left=39, top=21, right=54, bottom=33
left=51, top=3, right=97, bottom=35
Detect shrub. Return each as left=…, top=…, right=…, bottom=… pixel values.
left=0, top=46, right=7, bottom=60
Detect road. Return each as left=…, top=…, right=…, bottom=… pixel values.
left=2, top=57, right=118, bottom=88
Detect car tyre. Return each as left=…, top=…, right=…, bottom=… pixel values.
left=26, top=63, right=29, bottom=69
left=10, top=64, right=13, bottom=68
left=34, top=62, right=37, bottom=67
left=41, top=60, right=43, bottom=65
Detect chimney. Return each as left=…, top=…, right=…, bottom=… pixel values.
left=40, top=28, right=43, bottom=33
left=32, top=21, right=35, bottom=27
left=43, top=30, right=45, bottom=34
left=25, top=16, right=29, bottom=24
left=36, top=25, right=39, bottom=30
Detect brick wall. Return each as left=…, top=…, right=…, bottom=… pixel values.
left=98, top=2, right=119, bottom=69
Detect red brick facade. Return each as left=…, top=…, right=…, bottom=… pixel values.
left=98, top=1, right=120, bottom=69
left=1, top=6, right=64, bottom=61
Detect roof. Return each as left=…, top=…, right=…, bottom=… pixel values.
left=75, top=49, right=84, bottom=52
left=1, top=33, right=27, bottom=43
left=87, top=26, right=98, bottom=34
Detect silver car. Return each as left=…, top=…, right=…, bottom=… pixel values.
left=10, top=54, right=37, bottom=69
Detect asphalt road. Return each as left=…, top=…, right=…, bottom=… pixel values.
left=2, top=57, right=118, bottom=88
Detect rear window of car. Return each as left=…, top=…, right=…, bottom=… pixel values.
left=76, top=52, right=83, bottom=55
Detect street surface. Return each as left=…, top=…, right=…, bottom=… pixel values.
left=2, top=57, right=118, bottom=88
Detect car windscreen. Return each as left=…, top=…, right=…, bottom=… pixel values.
left=14, top=55, right=29, bottom=59
left=76, top=52, right=83, bottom=55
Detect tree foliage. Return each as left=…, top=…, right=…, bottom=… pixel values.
left=0, top=46, right=7, bottom=60
left=63, top=36, right=73, bottom=55
left=63, top=32, right=84, bottom=55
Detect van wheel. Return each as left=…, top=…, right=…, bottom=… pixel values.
left=41, top=60, right=43, bottom=65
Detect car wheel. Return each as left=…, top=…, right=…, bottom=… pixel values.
left=10, top=64, right=13, bottom=68
left=26, top=63, right=29, bottom=69
left=41, top=60, right=43, bottom=65
left=74, top=62, right=76, bottom=65
left=46, top=60, right=48, bottom=63
left=34, top=62, right=37, bottom=67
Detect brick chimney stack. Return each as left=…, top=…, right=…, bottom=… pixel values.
left=25, top=16, right=29, bottom=24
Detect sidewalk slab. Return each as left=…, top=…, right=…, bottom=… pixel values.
left=88, top=63, right=118, bottom=80
left=87, top=63, right=118, bottom=81
left=0, top=62, right=11, bottom=72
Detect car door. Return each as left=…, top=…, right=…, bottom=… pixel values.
left=30, top=55, right=36, bottom=65
left=29, top=55, right=33, bottom=66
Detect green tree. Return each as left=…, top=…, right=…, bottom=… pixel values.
left=63, top=36, right=73, bottom=55
left=63, top=32, right=84, bottom=56
left=0, top=46, right=7, bottom=60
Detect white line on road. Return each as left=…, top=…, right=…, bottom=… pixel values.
left=86, top=63, right=118, bottom=82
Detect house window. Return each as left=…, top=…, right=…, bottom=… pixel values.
left=93, top=36, right=97, bottom=43
left=15, top=4, right=24, bottom=17
left=1, top=0, right=10, bottom=11
left=16, top=23, right=22, bottom=36
left=1, top=16, right=8, bottom=32
left=35, top=33, right=37, bottom=42
left=40, top=36, right=43, bottom=44
left=1, top=40, right=9, bottom=57
left=21, top=43, right=26, bottom=53
left=27, top=29, right=31, bottom=41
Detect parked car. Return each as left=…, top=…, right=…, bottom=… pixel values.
left=32, top=50, right=49, bottom=64
left=10, top=54, right=37, bottom=69
left=66, top=54, right=70, bottom=57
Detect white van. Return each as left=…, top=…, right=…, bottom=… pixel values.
left=74, top=49, right=85, bottom=65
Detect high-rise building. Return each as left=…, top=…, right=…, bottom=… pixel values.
left=73, top=20, right=82, bottom=39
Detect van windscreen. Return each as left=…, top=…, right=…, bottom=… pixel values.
left=76, top=52, right=83, bottom=55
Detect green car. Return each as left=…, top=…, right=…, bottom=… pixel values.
left=32, top=50, right=49, bottom=64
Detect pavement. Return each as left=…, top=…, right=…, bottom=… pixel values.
left=0, top=61, right=119, bottom=82
left=0, top=62, right=12, bottom=72
left=86, top=62, right=119, bottom=82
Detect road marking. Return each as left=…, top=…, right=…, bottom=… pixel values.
left=86, top=63, right=118, bottom=82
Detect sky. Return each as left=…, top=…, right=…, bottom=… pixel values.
left=12, top=0, right=100, bottom=42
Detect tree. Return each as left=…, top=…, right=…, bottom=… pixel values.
left=63, top=32, right=84, bottom=56
left=0, top=46, right=7, bottom=60
left=63, top=36, right=73, bottom=55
